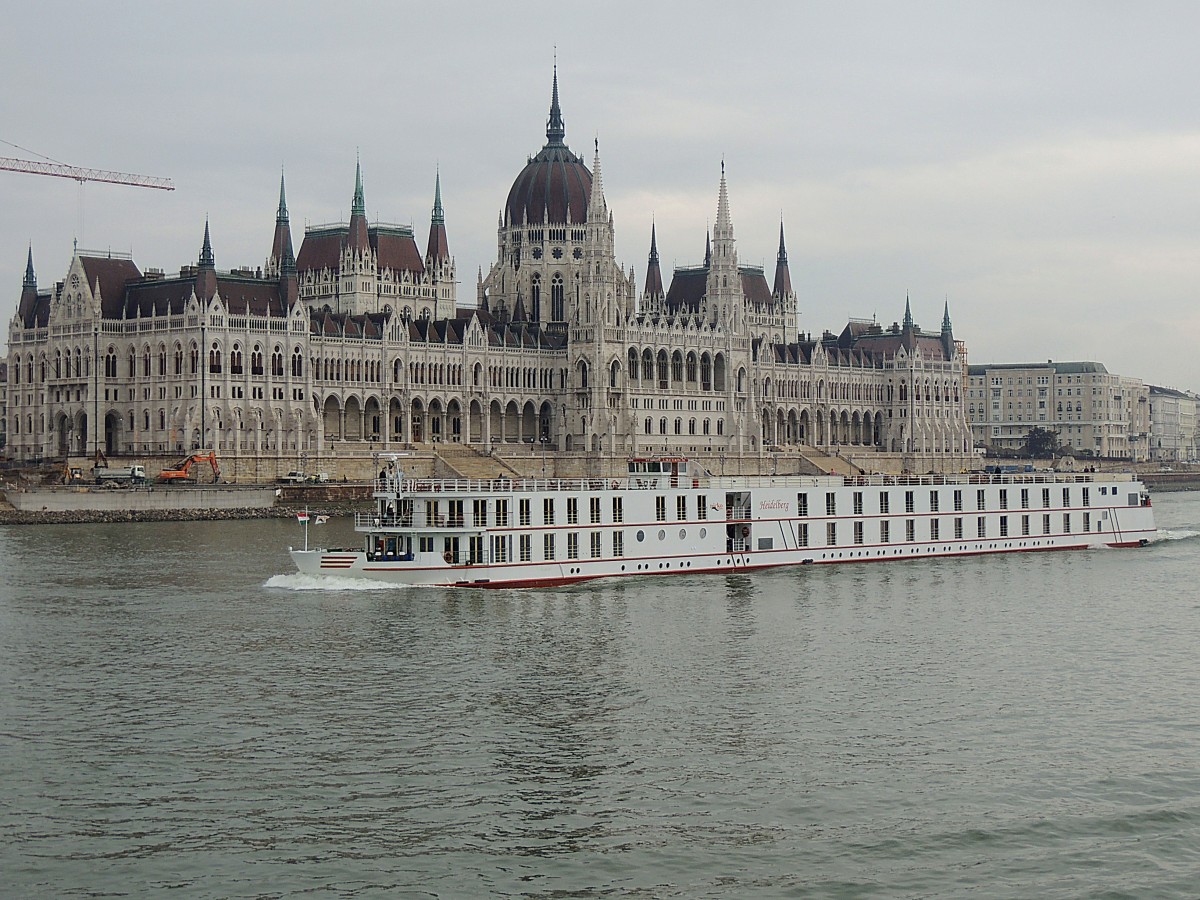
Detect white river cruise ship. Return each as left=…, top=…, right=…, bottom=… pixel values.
left=289, top=457, right=1157, bottom=588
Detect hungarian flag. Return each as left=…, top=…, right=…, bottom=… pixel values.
left=296, top=512, right=310, bottom=524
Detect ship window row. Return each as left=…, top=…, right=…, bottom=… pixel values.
left=438, top=495, right=631, bottom=530
left=797, top=486, right=1100, bottom=518
left=816, top=513, right=1113, bottom=549
left=511, top=530, right=627, bottom=563
left=804, top=513, right=1088, bottom=548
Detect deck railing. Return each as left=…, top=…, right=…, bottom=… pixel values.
left=370, top=469, right=1134, bottom=498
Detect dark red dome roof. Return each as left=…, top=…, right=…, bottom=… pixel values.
left=504, top=69, right=592, bottom=227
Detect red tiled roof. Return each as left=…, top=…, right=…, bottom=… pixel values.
left=81, top=256, right=142, bottom=318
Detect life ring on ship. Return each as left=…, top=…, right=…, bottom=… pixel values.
left=443, top=551, right=454, bottom=565
left=740, top=525, right=750, bottom=538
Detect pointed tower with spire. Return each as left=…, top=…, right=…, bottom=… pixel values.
left=347, top=156, right=369, bottom=252
left=578, top=136, right=618, bottom=327
left=195, top=219, right=217, bottom=302
left=706, top=161, right=740, bottom=329
left=425, top=169, right=455, bottom=318
left=900, top=293, right=917, bottom=352
left=267, top=171, right=296, bottom=278
left=642, top=223, right=665, bottom=317
left=17, top=245, right=39, bottom=326
left=482, top=62, right=594, bottom=329
left=940, top=299, right=955, bottom=359
left=265, top=173, right=299, bottom=307
left=772, top=221, right=793, bottom=300
left=547, top=63, right=566, bottom=149
left=339, top=157, right=378, bottom=315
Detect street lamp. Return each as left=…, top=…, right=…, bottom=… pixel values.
left=540, top=435, right=549, bottom=479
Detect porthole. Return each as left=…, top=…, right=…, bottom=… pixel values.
left=678, top=528, right=687, bottom=540
left=636, top=530, right=645, bottom=542
left=658, top=529, right=666, bottom=541
left=699, top=527, right=707, bottom=539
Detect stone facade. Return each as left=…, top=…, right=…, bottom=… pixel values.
left=967, top=361, right=1149, bottom=460
left=6, top=74, right=974, bottom=474
left=1148, top=385, right=1198, bottom=463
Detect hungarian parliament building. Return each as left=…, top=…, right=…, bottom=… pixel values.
left=6, top=74, right=973, bottom=474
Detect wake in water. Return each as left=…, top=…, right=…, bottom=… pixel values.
left=1154, top=528, right=1200, bottom=543
left=264, top=572, right=403, bottom=591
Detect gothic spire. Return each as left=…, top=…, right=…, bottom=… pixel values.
left=546, top=62, right=565, bottom=146
left=276, top=170, right=289, bottom=224
left=644, top=222, right=663, bottom=298
left=347, top=156, right=370, bottom=253
left=271, top=171, right=296, bottom=276
left=196, top=219, right=217, bottom=301
left=199, top=218, right=215, bottom=267
left=587, top=137, right=607, bottom=223
left=426, top=168, right=450, bottom=262
left=704, top=229, right=712, bottom=268
left=714, top=159, right=733, bottom=242
left=23, top=245, right=36, bottom=289
left=902, top=293, right=914, bottom=331
left=431, top=167, right=444, bottom=226
left=18, top=245, right=40, bottom=326
left=772, top=219, right=793, bottom=298
left=940, top=299, right=955, bottom=358
left=351, top=154, right=366, bottom=218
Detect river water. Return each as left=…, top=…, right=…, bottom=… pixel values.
left=2, top=492, right=1200, bottom=898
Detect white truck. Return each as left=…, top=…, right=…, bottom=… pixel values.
left=94, top=464, right=147, bottom=486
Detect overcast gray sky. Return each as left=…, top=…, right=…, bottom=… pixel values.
left=2, top=1, right=1197, bottom=390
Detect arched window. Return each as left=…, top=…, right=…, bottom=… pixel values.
left=644, top=417, right=652, bottom=435
left=271, top=348, right=284, bottom=377
left=230, top=345, right=243, bottom=376
left=158, top=346, right=167, bottom=376
left=54, top=350, right=61, bottom=379
left=551, top=273, right=565, bottom=322
left=530, top=274, right=541, bottom=322
left=292, top=348, right=303, bottom=377
left=209, top=343, right=222, bottom=374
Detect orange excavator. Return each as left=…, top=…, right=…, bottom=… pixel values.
left=159, top=450, right=220, bottom=483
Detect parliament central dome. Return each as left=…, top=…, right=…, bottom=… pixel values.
left=504, top=71, right=592, bottom=227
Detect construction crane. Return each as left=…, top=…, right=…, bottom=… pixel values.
left=0, top=156, right=174, bottom=190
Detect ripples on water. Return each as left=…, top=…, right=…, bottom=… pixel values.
left=3, top=496, right=1200, bottom=897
